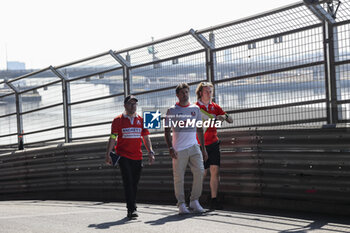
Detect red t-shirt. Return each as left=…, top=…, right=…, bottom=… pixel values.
left=196, top=101, right=226, bottom=146
left=111, top=114, right=149, bottom=160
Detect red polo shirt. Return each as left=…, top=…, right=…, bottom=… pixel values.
left=111, top=114, right=149, bottom=160
left=196, top=101, right=226, bottom=146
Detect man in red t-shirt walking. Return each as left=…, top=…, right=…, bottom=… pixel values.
left=195, top=82, right=233, bottom=210
left=105, top=95, right=155, bottom=219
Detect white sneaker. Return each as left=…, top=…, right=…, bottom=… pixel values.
left=178, top=203, right=190, bottom=214
left=189, top=200, right=205, bottom=213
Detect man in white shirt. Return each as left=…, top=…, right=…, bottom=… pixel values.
left=164, top=82, right=208, bottom=214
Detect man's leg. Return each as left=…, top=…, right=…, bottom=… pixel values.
left=119, top=157, right=135, bottom=213
left=172, top=149, right=189, bottom=206
left=187, top=145, right=205, bottom=213
left=209, top=165, right=220, bottom=198
left=203, top=150, right=210, bottom=180
left=188, top=145, right=204, bottom=202
left=203, top=169, right=208, bottom=178
left=131, top=160, right=142, bottom=212
left=207, top=141, right=222, bottom=209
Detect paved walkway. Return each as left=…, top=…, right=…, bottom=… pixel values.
left=0, top=200, right=349, bottom=233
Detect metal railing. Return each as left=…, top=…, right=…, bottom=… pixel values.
left=1, top=0, right=350, bottom=150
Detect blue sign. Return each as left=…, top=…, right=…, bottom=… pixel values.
left=143, top=110, right=161, bottom=129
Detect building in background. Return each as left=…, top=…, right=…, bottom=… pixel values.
left=7, top=61, right=26, bottom=70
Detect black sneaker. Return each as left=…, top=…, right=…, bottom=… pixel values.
left=131, top=210, right=138, bottom=217
left=210, top=198, right=223, bottom=210
left=127, top=210, right=138, bottom=219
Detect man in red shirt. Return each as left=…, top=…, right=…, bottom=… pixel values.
left=195, top=82, right=233, bottom=210
left=105, top=95, right=155, bottom=219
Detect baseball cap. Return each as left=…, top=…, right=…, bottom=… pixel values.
left=124, top=95, right=138, bottom=104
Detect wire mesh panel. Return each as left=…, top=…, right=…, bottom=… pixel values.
left=215, top=65, right=325, bottom=111
left=336, top=63, right=350, bottom=122
left=23, top=128, right=65, bottom=145
left=130, top=53, right=206, bottom=93
left=0, top=114, right=17, bottom=146
left=20, top=83, right=63, bottom=113
left=0, top=94, right=16, bottom=116
left=338, top=103, right=350, bottom=121
left=117, top=33, right=204, bottom=67
left=0, top=93, right=17, bottom=146
left=335, top=23, right=350, bottom=62
left=136, top=89, right=178, bottom=115
left=0, top=134, right=17, bottom=147
left=336, top=63, right=350, bottom=101
left=71, top=124, right=112, bottom=140
left=224, top=102, right=327, bottom=128
left=198, top=4, right=320, bottom=50
left=214, top=27, right=324, bottom=81
left=137, top=83, right=199, bottom=108
left=70, top=95, right=124, bottom=139
left=69, top=68, right=124, bottom=103
left=22, top=105, right=64, bottom=133
left=0, top=114, right=17, bottom=135
left=55, top=53, right=122, bottom=80
left=21, top=105, right=64, bottom=144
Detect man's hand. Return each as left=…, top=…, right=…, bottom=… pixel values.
left=201, top=147, right=208, bottom=162
left=105, top=137, right=116, bottom=166
left=169, top=148, right=178, bottom=159
left=216, top=115, right=226, bottom=122
left=148, top=151, right=155, bottom=165
left=217, top=113, right=233, bottom=123
left=105, top=154, right=112, bottom=165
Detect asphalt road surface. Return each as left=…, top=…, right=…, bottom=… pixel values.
left=0, top=200, right=349, bottom=233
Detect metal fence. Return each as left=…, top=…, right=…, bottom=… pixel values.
left=1, top=0, right=350, bottom=149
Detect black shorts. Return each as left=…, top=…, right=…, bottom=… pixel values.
left=204, top=140, right=221, bottom=169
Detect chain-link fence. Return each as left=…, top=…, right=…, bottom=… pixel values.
left=1, top=0, right=349, bottom=150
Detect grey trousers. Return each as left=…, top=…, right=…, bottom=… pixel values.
left=172, top=144, right=204, bottom=206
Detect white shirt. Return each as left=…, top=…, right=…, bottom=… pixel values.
left=165, top=103, right=202, bottom=151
